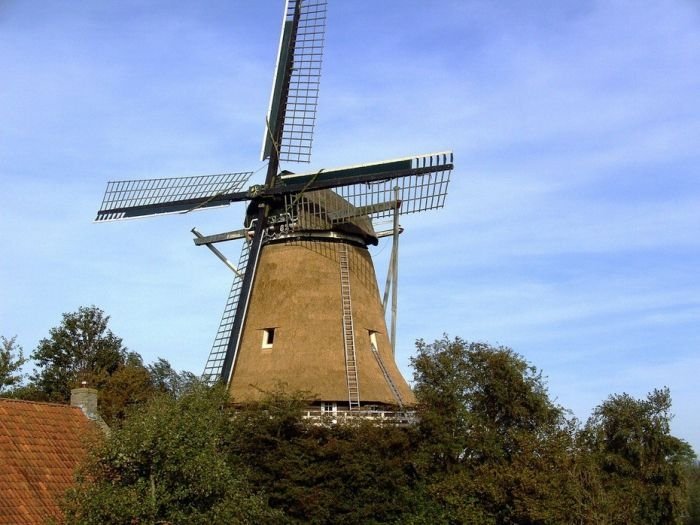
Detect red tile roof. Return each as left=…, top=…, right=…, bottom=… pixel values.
left=0, top=398, right=98, bottom=525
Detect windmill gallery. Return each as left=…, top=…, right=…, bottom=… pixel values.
left=95, top=0, right=454, bottom=417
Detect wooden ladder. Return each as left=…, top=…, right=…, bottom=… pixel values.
left=370, top=341, right=404, bottom=409
left=339, top=243, right=360, bottom=409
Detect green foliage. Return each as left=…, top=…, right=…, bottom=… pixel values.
left=30, top=306, right=127, bottom=402
left=148, top=357, right=198, bottom=398
left=59, top=334, right=695, bottom=524
left=686, top=461, right=700, bottom=524
left=98, top=355, right=198, bottom=424
left=0, top=335, right=26, bottom=394
left=583, top=388, right=695, bottom=524
left=411, top=336, right=576, bottom=524
left=229, top=391, right=426, bottom=524
left=61, top=384, right=282, bottom=525
left=20, top=306, right=199, bottom=425
left=98, top=356, right=156, bottom=423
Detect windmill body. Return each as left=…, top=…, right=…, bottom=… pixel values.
left=95, top=0, right=453, bottom=414
left=231, top=238, right=415, bottom=409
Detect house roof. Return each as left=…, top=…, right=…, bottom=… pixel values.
left=0, top=398, right=97, bottom=525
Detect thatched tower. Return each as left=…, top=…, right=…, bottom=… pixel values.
left=228, top=190, right=416, bottom=412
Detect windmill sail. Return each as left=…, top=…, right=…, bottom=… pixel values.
left=218, top=0, right=328, bottom=386
left=202, top=240, right=250, bottom=384
left=279, top=151, right=453, bottom=220
left=95, top=172, right=253, bottom=222
left=334, top=168, right=451, bottom=219
left=262, top=0, right=327, bottom=164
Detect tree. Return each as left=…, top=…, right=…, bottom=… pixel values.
left=148, top=357, right=197, bottom=398
left=98, top=353, right=158, bottom=424
left=56, top=332, right=698, bottom=523
left=583, top=388, right=695, bottom=525
left=60, top=384, right=283, bottom=525
left=411, top=336, right=578, bottom=524
left=99, top=354, right=204, bottom=424
left=228, top=390, right=427, bottom=524
left=0, top=335, right=26, bottom=394
left=22, top=305, right=204, bottom=423
left=30, top=306, right=127, bottom=402
left=686, top=461, right=700, bottom=524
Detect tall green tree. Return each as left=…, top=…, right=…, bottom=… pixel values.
left=98, top=353, right=158, bottom=424
left=0, top=335, right=26, bottom=394
left=61, top=384, right=283, bottom=525
left=686, top=461, right=700, bottom=524
left=411, top=336, right=578, bottom=524
left=148, top=357, right=197, bottom=398
left=583, top=388, right=695, bottom=525
left=30, top=306, right=127, bottom=402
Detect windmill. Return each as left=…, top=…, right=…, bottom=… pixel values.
left=95, top=0, right=453, bottom=416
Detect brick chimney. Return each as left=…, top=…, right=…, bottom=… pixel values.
left=70, top=386, right=99, bottom=420
left=70, top=384, right=109, bottom=433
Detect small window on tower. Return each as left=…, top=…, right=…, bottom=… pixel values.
left=262, top=328, right=275, bottom=349
left=369, top=331, right=379, bottom=352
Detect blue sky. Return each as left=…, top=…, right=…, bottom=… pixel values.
left=1, top=1, right=699, bottom=449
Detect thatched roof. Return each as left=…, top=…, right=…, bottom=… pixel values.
left=293, top=189, right=379, bottom=245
